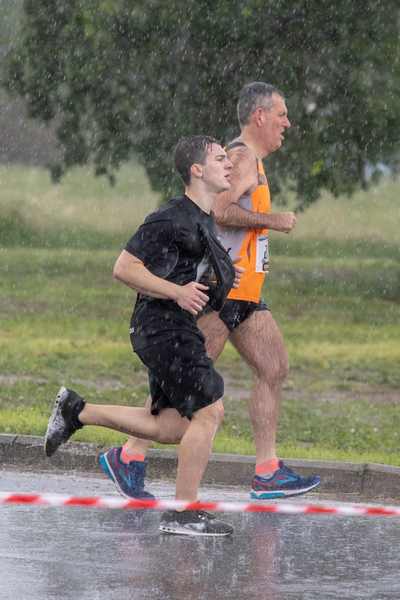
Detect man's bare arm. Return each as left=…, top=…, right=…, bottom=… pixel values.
left=113, top=250, right=173, bottom=299
left=212, top=146, right=256, bottom=226
left=213, top=146, right=297, bottom=233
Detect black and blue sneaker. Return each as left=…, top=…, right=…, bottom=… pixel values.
left=250, top=461, right=320, bottom=499
left=98, top=447, right=155, bottom=500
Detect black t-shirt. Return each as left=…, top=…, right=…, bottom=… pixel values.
left=125, top=195, right=219, bottom=349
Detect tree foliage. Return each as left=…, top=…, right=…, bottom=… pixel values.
left=4, top=0, right=400, bottom=207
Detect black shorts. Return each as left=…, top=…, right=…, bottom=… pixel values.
left=132, top=331, right=224, bottom=420
left=219, top=299, right=269, bottom=332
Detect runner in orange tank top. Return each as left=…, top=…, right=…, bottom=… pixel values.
left=209, top=84, right=320, bottom=497
left=102, top=83, right=320, bottom=501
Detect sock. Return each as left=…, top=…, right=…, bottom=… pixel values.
left=121, top=445, right=145, bottom=465
left=255, top=458, right=280, bottom=478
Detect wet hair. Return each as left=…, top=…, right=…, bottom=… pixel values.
left=174, top=135, right=219, bottom=185
left=237, top=82, right=284, bottom=127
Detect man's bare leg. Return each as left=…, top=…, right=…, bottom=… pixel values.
left=198, top=310, right=230, bottom=361
left=229, top=309, right=288, bottom=466
left=175, top=400, right=224, bottom=501
left=121, top=395, right=153, bottom=456
left=80, top=403, right=189, bottom=445
left=121, top=435, right=152, bottom=456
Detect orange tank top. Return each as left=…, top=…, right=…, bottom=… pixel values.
left=217, top=143, right=271, bottom=303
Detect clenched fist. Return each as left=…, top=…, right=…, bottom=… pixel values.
left=175, top=282, right=210, bottom=316
left=266, top=211, right=297, bottom=233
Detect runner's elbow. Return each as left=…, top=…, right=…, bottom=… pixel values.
left=214, top=205, right=232, bottom=226
left=113, top=262, right=129, bottom=284
left=112, top=263, right=122, bottom=281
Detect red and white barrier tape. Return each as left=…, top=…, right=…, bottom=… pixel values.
left=1, top=492, right=400, bottom=517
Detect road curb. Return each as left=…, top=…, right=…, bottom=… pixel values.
left=1, top=433, right=400, bottom=499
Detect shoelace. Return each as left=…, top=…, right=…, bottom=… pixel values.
left=196, top=510, right=216, bottom=520
left=279, top=465, right=298, bottom=478
left=131, top=467, right=144, bottom=490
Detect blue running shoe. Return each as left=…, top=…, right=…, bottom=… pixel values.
left=98, top=447, right=155, bottom=499
left=250, top=461, right=320, bottom=499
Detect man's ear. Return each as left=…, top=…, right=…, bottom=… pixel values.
left=254, top=106, right=265, bottom=127
left=190, top=162, right=203, bottom=180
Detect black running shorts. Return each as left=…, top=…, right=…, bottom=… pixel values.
left=133, top=331, right=224, bottom=420
left=219, top=299, right=269, bottom=332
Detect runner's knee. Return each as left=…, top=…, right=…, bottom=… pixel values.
left=212, top=401, right=225, bottom=426
left=256, top=353, right=289, bottom=387
left=194, top=399, right=224, bottom=428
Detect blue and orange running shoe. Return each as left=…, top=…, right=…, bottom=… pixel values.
left=250, top=461, right=320, bottom=499
left=98, top=447, right=155, bottom=500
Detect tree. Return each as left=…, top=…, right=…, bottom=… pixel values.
left=4, top=0, right=400, bottom=207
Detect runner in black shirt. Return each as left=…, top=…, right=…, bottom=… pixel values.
left=126, top=194, right=234, bottom=419
left=44, top=135, right=242, bottom=537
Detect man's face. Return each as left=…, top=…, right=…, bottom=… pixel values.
left=259, top=93, right=291, bottom=154
left=199, top=144, right=232, bottom=192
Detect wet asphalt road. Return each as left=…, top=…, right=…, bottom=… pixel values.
left=1, top=468, right=400, bottom=600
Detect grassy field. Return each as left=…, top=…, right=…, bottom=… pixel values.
left=1, top=164, right=400, bottom=464
left=0, top=163, right=160, bottom=247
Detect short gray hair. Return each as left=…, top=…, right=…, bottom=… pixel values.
left=237, top=82, right=284, bottom=127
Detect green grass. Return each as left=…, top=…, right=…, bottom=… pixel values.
left=0, top=162, right=159, bottom=247
left=290, top=179, right=400, bottom=244
left=1, top=164, right=400, bottom=465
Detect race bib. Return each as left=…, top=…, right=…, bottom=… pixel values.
left=255, top=234, right=269, bottom=273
